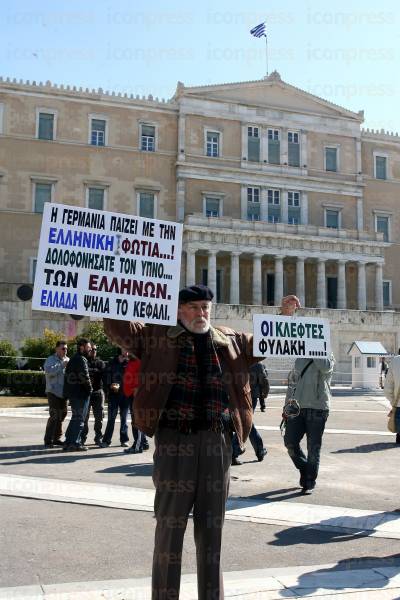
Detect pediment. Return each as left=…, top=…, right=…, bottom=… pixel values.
left=179, top=73, right=362, bottom=121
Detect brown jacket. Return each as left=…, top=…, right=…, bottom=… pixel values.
left=103, top=319, right=260, bottom=447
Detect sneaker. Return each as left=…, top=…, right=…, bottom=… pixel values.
left=231, top=456, right=242, bottom=466
left=121, top=442, right=129, bottom=447
left=256, top=448, right=267, bottom=462
left=124, top=446, right=143, bottom=454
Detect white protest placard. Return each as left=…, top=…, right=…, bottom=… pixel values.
left=32, top=203, right=183, bottom=325
left=253, top=314, right=331, bottom=358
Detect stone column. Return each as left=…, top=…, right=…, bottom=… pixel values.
left=375, top=263, right=383, bottom=311
left=316, top=259, right=326, bottom=308
left=356, top=198, right=364, bottom=231
left=261, top=126, right=268, bottom=165
left=300, top=130, right=307, bottom=169
left=260, top=186, right=268, bottom=221
left=281, top=128, right=288, bottom=165
left=241, top=124, right=247, bottom=160
left=176, top=177, right=185, bottom=222
left=178, top=114, right=186, bottom=161
left=296, top=257, right=305, bottom=306
left=230, top=252, right=240, bottom=304
left=240, top=186, right=247, bottom=220
left=300, top=192, right=308, bottom=225
left=357, top=261, right=367, bottom=310
left=274, top=256, right=284, bottom=306
left=208, top=250, right=217, bottom=297
left=186, top=248, right=196, bottom=286
left=252, top=253, right=262, bottom=305
left=281, top=190, right=289, bottom=224
left=337, top=260, right=347, bottom=309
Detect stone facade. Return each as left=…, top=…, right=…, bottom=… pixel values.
left=0, top=72, right=399, bottom=370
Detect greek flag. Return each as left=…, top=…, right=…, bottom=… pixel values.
left=250, top=22, right=266, bottom=38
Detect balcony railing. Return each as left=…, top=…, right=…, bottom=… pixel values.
left=184, top=215, right=385, bottom=243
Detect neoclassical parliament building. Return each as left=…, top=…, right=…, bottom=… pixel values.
left=0, top=72, right=399, bottom=365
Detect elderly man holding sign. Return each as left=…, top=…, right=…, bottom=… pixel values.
left=104, top=288, right=299, bottom=600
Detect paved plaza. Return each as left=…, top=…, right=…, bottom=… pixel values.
left=1, top=390, right=400, bottom=599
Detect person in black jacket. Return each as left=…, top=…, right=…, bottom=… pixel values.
left=63, top=338, right=93, bottom=452
left=101, top=349, right=130, bottom=447
left=232, top=361, right=269, bottom=465
left=81, top=345, right=106, bottom=447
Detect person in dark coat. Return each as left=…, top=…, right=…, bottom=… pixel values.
left=63, top=338, right=93, bottom=452
left=101, top=349, right=130, bottom=447
left=81, top=345, right=106, bottom=446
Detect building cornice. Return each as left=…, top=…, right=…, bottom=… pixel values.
left=177, top=162, right=364, bottom=197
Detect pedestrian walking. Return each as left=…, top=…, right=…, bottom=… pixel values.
left=384, top=354, right=400, bottom=444
left=43, top=340, right=69, bottom=448
left=104, top=285, right=299, bottom=600
left=81, top=345, right=106, bottom=447
left=283, top=354, right=335, bottom=495
left=63, top=338, right=93, bottom=452
left=231, top=361, right=269, bottom=465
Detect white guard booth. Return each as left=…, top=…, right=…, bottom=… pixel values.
left=348, top=341, right=388, bottom=390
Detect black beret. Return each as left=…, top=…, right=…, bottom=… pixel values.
left=178, top=284, right=214, bottom=303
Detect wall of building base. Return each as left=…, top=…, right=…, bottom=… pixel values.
left=1, top=287, right=399, bottom=384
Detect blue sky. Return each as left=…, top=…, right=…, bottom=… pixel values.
left=1, top=0, right=399, bottom=131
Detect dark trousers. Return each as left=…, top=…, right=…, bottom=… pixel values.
left=82, top=390, right=105, bottom=443
left=284, top=408, right=329, bottom=485
left=103, top=393, right=130, bottom=444
left=64, top=396, right=90, bottom=447
left=152, top=427, right=232, bottom=600
left=232, top=396, right=264, bottom=459
left=130, top=395, right=148, bottom=450
left=44, top=393, right=68, bottom=444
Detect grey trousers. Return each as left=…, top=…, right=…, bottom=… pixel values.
left=152, top=427, right=232, bottom=600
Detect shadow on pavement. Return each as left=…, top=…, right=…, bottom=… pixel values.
left=332, top=441, right=398, bottom=454
left=97, top=462, right=153, bottom=477
left=280, top=554, right=400, bottom=597
left=0, top=450, right=125, bottom=464
left=235, top=487, right=304, bottom=503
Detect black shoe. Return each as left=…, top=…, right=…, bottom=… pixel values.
left=94, top=438, right=102, bottom=445
left=124, top=446, right=143, bottom=454
left=256, top=448, right=267, bottom=462
left=299, top=471, right=306, bottom=489
left=99, top=441, right=110, bottom=448
left=44, top=443, right=54, bottom=449
left=231, top=456, right=242, bottom=466
left=63, top=445, right=77, bottom=452
left=53, top=440, right=64, bottom=447
left=76, top=445, right=88, bottom=451
left=396, top=433, right=400, bottom=445
left=141, top=441, right=149, bottom=450
left=302, top=481, right=316, bottom=495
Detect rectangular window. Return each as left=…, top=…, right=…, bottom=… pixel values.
left=288, top=131, right=300, bottom=167
left=88, top=187, right=105, bottom=210
left=38, top=112, right=54, bottom=140
left=248, top=126, right=260, bottom=162
left=288, top=191, right=300, bottom=225
left=205, top=197, right=220, bottom=217
left=375, top=156, right=387, bottom=180
left=325, top=147, right=338, bottom=172
left=376, top=216, right=389, bottom=242
left=206, top=131, right=220, bottom=157
left=247, top=186, right=260, bottom=221
left=268, top=190, right=281, bottom=222
left=139, top=192, right=155, bottom=218
left=367, top=357, right=376, bottom=368
left=34, top=183, right=52, bottom=213
left=91, top=119, right=106, bottom=146
left=383, top=281, right=391, bottom=307
left=326, top=209, right=339, bottom=229
left=141, top=124, right=155, bottom=152
left=268, top=129, right=280, bottom=164
left=354, top=356, right=361, bottom=369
